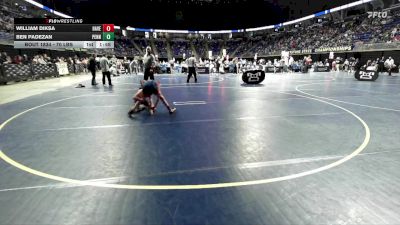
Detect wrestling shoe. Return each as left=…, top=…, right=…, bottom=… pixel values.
left=169, top=108, right=177, bottom=114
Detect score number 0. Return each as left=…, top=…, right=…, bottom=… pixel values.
left=102, top=24, right=114, bottom=32
left=102, top=24, right=115, bottom=41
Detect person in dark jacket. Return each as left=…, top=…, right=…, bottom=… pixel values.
left=88, top=54, right=98, bottom=85
left=379, top=56, right=385, bottom=74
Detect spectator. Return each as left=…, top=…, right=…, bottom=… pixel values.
left=21, top=54, right=29, bottom=64
left=12, top=55, right=23, bottom=64
left=0, top=52, right=8, bottom=64
left=37, top=55, right=47, bottom=64
left=385, top=57, right=396, bottom=76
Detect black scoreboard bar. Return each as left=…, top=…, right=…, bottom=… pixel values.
left=14, top=18, right=114, bottom=49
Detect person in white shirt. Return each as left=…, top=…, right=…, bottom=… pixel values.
left=344, top=59, right=350, bottom=72
left=169, top=58, right=175, bottom=74
left=100, top=55, right=112, bottom=86
left=385, top=57, right=395, bottom=76
left=392, top=28, right=397, bottom=38
left=110, top=55, right=117, bottom=65
left=129, top=59, right=137, bottom=75
left=38, top=56, right=47, bottom=64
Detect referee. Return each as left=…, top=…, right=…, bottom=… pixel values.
left=143, top=46, right=156, bottom=80
left=186, top=53, right=197, bottom=83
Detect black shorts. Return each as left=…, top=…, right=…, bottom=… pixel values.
left=144, top=68, right=154, bottom=80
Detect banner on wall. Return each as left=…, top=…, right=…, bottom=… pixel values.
left=314, top=46, right=353, bottom=53
left=56, top=62, right=69, bottom=75
left=287, top=46, right=353, bottom=55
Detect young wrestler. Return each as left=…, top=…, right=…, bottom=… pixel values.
left=128, top=80, right=176, bottom=116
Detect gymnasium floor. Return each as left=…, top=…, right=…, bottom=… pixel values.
left=0, top=71, right=399, bottom=225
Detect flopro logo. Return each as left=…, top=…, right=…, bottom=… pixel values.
left=367, top=11, right=388, bottom=19
left=355, top=70, right=379, bottom=81
left=247, top=72, right=261, bottom=82
left=242, top=70, right=266, bottom=84
left=359, top=71, right=375, bottom=80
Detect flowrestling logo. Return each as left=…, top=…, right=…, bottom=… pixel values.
left=46, top=19, right=84, bottom=24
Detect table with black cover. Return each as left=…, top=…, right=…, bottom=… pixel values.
left=314, top=66, right=330, bottom=72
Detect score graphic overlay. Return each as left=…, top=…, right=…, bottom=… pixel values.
left=14, top=19, right=114, bottom=49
